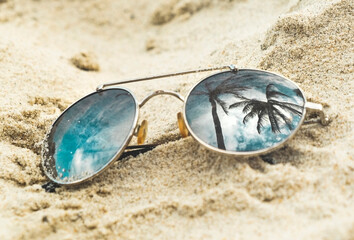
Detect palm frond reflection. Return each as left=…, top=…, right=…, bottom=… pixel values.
left=229, top=84, right=303, bottom=134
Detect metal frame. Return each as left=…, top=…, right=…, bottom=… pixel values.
left=139, top=90, right=184, bottom=107
left=42, top=65, right=330, bottom=186
left=183, top=68, right=310, bottom=157
left=96, top=65, right=232, bottom=91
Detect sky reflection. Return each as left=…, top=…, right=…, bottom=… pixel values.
left=185, top=69, right=305, bottom=153
left=45, top=89, right=137, bottom=182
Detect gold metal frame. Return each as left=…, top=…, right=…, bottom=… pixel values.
left=42, top=65, right=329, bottom=186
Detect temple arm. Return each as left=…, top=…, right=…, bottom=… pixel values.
left=120, top=144, right=158, bottom=158
left=42, top=144, right=158, bottom=192
left=304, top=102, right=330, bottom=125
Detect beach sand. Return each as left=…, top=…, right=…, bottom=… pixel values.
left=0, top=0, right=353, bottom=239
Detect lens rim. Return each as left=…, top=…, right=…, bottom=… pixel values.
left=41, top=87, right=139, bottom=185
left=183, top=68, right=307, bottom=157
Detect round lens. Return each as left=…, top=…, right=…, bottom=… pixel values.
left=42, top=88, right=138, bottom=184
left=184, top=69, right=305, bottom=155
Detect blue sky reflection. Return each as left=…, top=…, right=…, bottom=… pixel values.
left=48, top=89, right=136, bottom=181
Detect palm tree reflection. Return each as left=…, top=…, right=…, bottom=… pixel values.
left=192, top=74, right=248, bottom=149
left=229, top=84, right=303, bottom=134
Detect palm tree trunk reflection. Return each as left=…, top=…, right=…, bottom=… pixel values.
left=209, top=96, right=226, bottom=149
left=191, top=74, right=248, bottom=149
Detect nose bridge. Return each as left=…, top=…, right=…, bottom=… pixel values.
left=139, top=90, right=185, bottom=108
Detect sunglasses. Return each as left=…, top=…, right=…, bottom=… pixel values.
left=41, top=65, right=329, bottom=187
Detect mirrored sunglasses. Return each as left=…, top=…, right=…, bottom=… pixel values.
left=41, top=65, right=330, bottom=187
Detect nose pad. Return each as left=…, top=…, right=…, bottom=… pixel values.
left=137, top=120, right=148, bottom=145
left=177, top=112, right=189, bottom=138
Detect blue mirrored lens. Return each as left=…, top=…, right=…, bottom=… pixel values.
left=185, top=69, right=305, bottom=153
left=43, top=89, right=137, bottom=184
